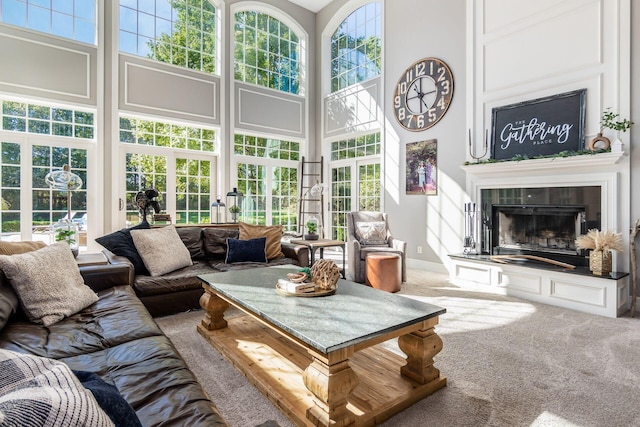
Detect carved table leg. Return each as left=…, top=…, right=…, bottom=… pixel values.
left=199, top=287, right=230, bottom=331
left=398, top=317, right=443, bottom=384
left=303, top=355, right=358, bottom=427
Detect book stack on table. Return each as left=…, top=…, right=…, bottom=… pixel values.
left=277, top=279, right=315, bottom=293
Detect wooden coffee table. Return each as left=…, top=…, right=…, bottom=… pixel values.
left=197, top=266, right=446, bottom=426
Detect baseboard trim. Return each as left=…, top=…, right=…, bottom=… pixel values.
left=407, top=258, right=447, bottom=274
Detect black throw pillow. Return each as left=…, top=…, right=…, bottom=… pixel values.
left=225, top=237, right=267, bottom=264
left=73, top=370, right=142, bottom=427
left=95, top=222, right=150, bottom=275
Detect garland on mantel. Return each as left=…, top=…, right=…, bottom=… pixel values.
left=463, top=148, right=610, bottom=166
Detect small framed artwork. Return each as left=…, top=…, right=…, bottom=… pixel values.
left=406, top=139, right=437, bottom=195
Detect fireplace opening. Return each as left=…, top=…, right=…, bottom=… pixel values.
left=480, top=186, right=601, bottom=267
left=492, top=205, right=585, bottom=259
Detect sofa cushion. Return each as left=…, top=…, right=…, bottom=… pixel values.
left=203, top=228, right=240, bottom=259
left=225, top=237, right=267, bottom=264
left=0, top=349, right=114, bottom=427
left=133, top=261, right=214, bottom=297
left=130, top=225, right=193, bottom=277
left=0, top=243, right=98, bottom=327
left=238, top=222, right=284, bottom=260
left=176, top=227, right=205, bottom=260
left=0, top=240, right=46, bottom=255
left=60, top=335, right=227, bottom=427
left=73, top=370, right=142, bottom=427
left=0, top=285, right=163, bottom=360
left=355, top=221, right=388, bottom=245
left=95, top=222, right=151, bottom=275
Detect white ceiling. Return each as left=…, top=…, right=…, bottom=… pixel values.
left=286, top=0, right=333, bottom=13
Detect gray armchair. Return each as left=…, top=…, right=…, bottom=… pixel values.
left=346, top=211, right=407, bottom=283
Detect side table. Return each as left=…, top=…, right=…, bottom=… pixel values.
left=290, top=239, right=346, bottom=278
left=76, top=252, right=108, bottom=267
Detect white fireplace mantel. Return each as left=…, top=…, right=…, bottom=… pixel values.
left=453, top=151, right=630, bottom=317
left=460, top=152, right=625, bottom=177
left=461, top=152, right=622, bottom=234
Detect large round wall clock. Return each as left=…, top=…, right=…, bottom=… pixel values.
left=393, top=57, right=454, bottom=131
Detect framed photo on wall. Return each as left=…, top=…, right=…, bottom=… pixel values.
left=406, top=139, right=437, bottom=195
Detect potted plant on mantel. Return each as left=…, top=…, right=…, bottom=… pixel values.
left=589, top=108, right=634, bottom=151
left=575, top=229, right=623, bottom=276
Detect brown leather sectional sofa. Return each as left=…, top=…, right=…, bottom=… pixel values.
left=106, top=226, right=310, bottom=317
left=0, top=257, right=228, bottom=426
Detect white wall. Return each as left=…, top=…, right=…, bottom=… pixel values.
left=383, top=0, right=467, bottom=270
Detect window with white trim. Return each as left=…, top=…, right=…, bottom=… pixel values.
left=233, top=133, right=299, bottom=230
left=119, top=0, right=218, bottom=73
left=330, top=2, right=381, bottom=93
left=120, top=115, right=217, bottom=225
left=0, top=0, right=96, bottom=44
left=234, top=10, right=301, bottom=94
left=0, top=98, right=95, bottom=247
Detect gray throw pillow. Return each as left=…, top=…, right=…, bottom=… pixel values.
left=0, top=243, right=98, bottom=326
left=130, top=225, right=193, bottom=277
left=0, top=349, right=114, bottom=427
left=355, top=221, right=388, bottom=245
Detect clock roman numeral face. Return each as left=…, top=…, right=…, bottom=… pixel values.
left=393, top=57, right=454, bottom=131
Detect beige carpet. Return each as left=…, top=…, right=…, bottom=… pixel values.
left=155, top=269, right=640, bottom=427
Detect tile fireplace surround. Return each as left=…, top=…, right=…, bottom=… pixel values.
left=454, top=152, right=630, bottom=318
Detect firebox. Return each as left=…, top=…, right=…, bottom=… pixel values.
left=491, top=204, right=587, bottom=265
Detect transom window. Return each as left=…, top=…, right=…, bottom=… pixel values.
left=119, top=116, right=216, bottom=153
left=330, top=132, right=380, bottom=160
left=0, top=0, right=96, bottom=44
left=234, top=134, right=299, bottom=160
left=2, top=100, right=94, bottom=139
left=330, top=2, right=381, bottom=92
left=234, top=10, right=300, bottom=94
left=119, top=0, right=217, bottom=74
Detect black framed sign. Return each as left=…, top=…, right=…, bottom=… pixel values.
left=490, top=89, right=586, bottom=160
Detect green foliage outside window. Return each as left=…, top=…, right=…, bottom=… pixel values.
left=234, top=10, right=300, bottom=94
left=330, top=3, right=382, bottom=92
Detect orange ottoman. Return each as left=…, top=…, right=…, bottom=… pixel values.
left=365, top=252, right=402, bottom=292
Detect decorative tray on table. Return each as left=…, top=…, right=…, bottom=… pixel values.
left=275, top=271, right=336, bottom=297
left=275, top=283, right=336, bottom=297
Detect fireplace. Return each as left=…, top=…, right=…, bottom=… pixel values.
left=480, top=186, right=601, bottom=267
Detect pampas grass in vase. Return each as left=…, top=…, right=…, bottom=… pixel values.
left=575, top=229, right=623, bottom=275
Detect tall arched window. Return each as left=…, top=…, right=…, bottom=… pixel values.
left=330, top=2, right=381, bottom=93
left=234, top=10, right=300, bottom=94
left=0, top=0, right=96, bottom=44
left=119, top=0, right=218, bottom=73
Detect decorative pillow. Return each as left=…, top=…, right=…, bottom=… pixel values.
left=176, top=227, right=205, bottom=260
left=355, top=221, right=388, bottom=245
left=0, top=242, right=44, bottom=331
left=238, top=222, right=284, bottom=260
left=0, top=243, right=98, bottom=326
left=225, top=237, right=267, bottom=264
left=95, top=222, right=151, bottom=275
left=0, top=349, right=114, bottom=427
left=203, top=228, right=240, bottom=259
left=0, top=240, right=46, bottom=255
left=130, top=225, right=193, bottom=277
left=73, top=370, right=142, bottom=427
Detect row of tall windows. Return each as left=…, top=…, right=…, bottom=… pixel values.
left=0, top=0, right=382, bottom=242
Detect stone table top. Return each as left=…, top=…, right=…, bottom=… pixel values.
left=198, top=266, right=445, bottom=354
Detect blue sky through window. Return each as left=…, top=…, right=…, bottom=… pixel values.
left=0, top=0, right=96, bottom=44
